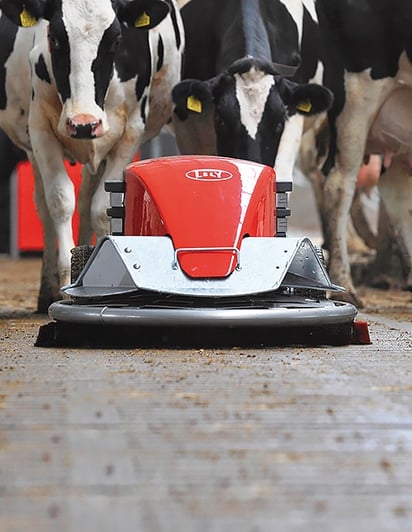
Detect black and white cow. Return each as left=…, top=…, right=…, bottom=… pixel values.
left=317, top=0, right=412, bottom=304
left=172, top=0, right=333, bottom=182
left=0, top=0, right=184, bottom=311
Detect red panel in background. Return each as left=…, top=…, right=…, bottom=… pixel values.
left=17, top=160, right=83, bottom=252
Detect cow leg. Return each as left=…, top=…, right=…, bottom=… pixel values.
left=43, top=167, right=75, bottom=293
left=349, top=188, right=377, bottom=251
left=30, top=156, right=60, bottom=313
left=298, top=125, right=326, bottom=214
left=323, top=158, right=361, bottom=304
left=323, top=75, right=394, bottom=306
left=28, top=96, right=78, bottom=306
left=322, top=117, right=368, bottom=306
left=298, top=120, right=378, bottom=254
left=369, top=200, right=403, bottom=289
left=78, top=162, right=105, bottom=245
left=377, top=159, right=412, bottom=289
left=276, top=114, right=305, bottom=182
left=297, top=124, right=329, bottom=247
left=89, top=149, right=138, bottom=238
left=33, top=154, right=76, bottom=305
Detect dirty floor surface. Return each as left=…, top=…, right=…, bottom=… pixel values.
left=1, top=257, right=412, bottom=532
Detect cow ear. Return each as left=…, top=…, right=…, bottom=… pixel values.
left=0, top=0, right=47, bottom=27
left=116, top=0, right=170, bottom=29
left=172, top=79, right=214, bottom=120
left=284, top=82, right=334, bottom=116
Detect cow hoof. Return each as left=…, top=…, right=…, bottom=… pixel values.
left=36, top=296, right=54, bottom=315
left=331, top=290, right=364, bottom=309
left=36, top=289, right=62, bottom=314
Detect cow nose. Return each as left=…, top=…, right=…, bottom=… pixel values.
left=66, top=115, right=104, bottom=139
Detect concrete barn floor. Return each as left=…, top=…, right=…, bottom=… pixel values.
left=0, top=252, right=411, bottom=532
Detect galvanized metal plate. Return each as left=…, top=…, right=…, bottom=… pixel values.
left=64, top=236, right=340, bottom=298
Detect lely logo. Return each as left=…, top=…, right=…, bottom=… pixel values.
left=185, top=168, right=233, bottom=181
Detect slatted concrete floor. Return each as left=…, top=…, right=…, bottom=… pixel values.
left=0, top=258, right=412, bottom=532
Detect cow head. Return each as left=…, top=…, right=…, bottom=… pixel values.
left=172, top=57, right=333, bottom=166
left=0, top=0, right=170, bottom=139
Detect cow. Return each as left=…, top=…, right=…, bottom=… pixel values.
left=171, top=0, right=334, bottom=184
left=316, top=0, right=412, bottom=306
left=0, top=0, right=184, bottom=312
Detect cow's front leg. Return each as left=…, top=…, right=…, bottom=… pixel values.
left=29, top=98, right=77, bottom=309
left=78, top=161, right=106, bottom=245
left=323, top=162, right=361, bottom=306
left=34, top=154, right=76, bottom=306
left=88, top=133, right=143, bottom=239
left=46, top=172, right=75, bottom=290
left=30, top=157, right=60, bottom=312
left=88, top=155, right=130, bottom=239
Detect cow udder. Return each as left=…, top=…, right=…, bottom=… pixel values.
left=366, top=85, right=412, bottom=174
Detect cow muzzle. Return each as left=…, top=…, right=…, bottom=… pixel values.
left=66, top=115, right=105, bottom=139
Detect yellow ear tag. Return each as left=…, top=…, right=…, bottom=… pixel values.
left=187, top=96, right=202, bottom=113
left=135, top=11, right=151, bottom=28
left=20, top=7, right=37, bottom=27
left=296, top=100, right=312, bottom=113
